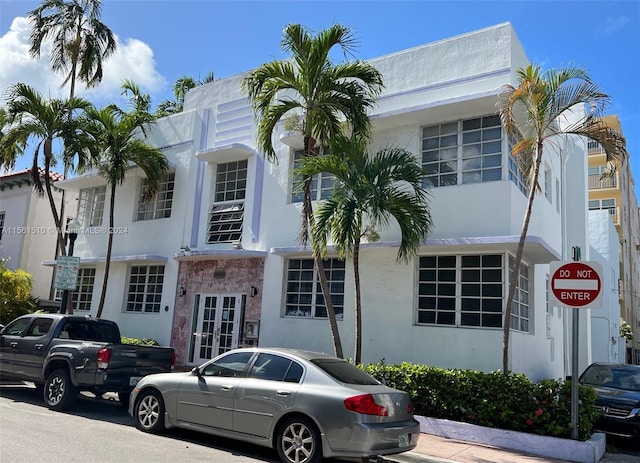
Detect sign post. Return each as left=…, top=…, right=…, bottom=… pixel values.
left=549, top=259, right=602, bottom=440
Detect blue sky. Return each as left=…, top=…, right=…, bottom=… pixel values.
left=1, top=0, right=638, bottom=200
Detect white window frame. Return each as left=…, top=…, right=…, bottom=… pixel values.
left=422, top=115, right=503, bottom=188
left=77, top=186, right=106, bottom=227
left=207, top=160, right=247, bottom=243
left=509, top=255, right=530, bottom=333
left=71, top=268, right=96, bottom=311
left=284, top=258, right=344, bottom=319
left=125, top=265, right=164, bottom=313
left=136, top=173, right=175, bottom=221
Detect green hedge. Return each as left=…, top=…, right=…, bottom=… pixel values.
left=120, top=336, right=159, bottom=346
left=363, top=361, right=601, bottom=441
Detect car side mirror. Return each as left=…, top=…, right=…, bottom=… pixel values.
left=192, top=366, right=202, bottom=377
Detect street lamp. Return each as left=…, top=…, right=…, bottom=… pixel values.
left=59, top=218, right=81, bottom=314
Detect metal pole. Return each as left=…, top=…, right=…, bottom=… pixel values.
left=570, top=246, right=581, bottom=440
left=59, top=231, right=78, bottom=314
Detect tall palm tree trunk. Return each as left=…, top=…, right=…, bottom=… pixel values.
left=303, top=183, right=344, bottom=359
left=96, top=183, right=116, bottom=318
left=503, top=141, right=544, bottom=373
left=353, top=241, right=362, bottom=365
left=42, top=143, right=66, bottom=256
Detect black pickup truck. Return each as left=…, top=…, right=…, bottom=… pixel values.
left=0, top=313, right=175, bottom=411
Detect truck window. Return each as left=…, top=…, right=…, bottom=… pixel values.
left=59, top=321, right=120, bottom=343
left=2, top=318, right=31, bottom=336
left=25, top=318, right=54, bottom=337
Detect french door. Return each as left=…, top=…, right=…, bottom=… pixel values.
left=193, top=294, right=242, bottom=364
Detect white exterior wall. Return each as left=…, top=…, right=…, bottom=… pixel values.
left=589, top=210, right=624, bottom=363
left=0, top=180, right=76, bottom=300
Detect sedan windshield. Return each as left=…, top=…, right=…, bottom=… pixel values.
left=312, top=359, right=380, bottom=385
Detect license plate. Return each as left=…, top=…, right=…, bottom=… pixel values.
left=398, top=433, right=410, bottom=447
left=129, top=376, right=142, bottom=386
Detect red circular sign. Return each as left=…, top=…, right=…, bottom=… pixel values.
left=551, top=262, right=601, bottom=307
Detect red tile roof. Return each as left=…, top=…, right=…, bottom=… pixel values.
left=0, top=167, right=65, bottom=182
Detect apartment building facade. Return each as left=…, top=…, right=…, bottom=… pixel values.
left=54, top=22, right=626, bottom=379
left=587, top=115, right=640, bottom=363
left=0, top=168, right=76, bottom=300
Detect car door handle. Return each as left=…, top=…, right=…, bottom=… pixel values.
left=220, top=385, right=234, bottom=391
left=10, top=342, right=17, bottom=348
left=35, top=344, right=44, bottom=350
left=276, top=390, right=291, bottom=397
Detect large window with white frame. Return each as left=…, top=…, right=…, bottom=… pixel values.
left=422, top=115, right=503, bottom=188
left=509, top=255, right=530, bottom=332
left=77, top=186, right=106, bottom=227
left=125, top=265, right=164, bottom=313
left=136, top=173, right=175, bottom=221
left=284, top=258, right=344, bottom=319
left=417, top=253, right=530, bottom=331
left=207, top=160, right=247, bottom=243
left=71, top=268, right=96, bottom=311
left=291, top=147, right=334, bottom=203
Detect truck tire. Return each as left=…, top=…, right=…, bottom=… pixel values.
left=44, top=369, right=77, bottom=411
left=134, top=389, right=165, bottom=433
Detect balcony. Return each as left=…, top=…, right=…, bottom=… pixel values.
left=588, top=174, right=617, bottom=190
left=587, top=141, right=605, bottom=156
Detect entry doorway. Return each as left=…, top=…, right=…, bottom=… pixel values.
left=190, top=293, right=243, bottom=365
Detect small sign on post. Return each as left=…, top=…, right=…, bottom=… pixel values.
left=549, top=261, right=603, bottom=309
left=54, top=256, right=81, bottom=290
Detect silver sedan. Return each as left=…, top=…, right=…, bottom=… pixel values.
left=129, top=347, right=419, bottom=463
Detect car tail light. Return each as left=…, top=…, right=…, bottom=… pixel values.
left=97, top=348, right=111, bottom=369
left=344, top=394, right=389, bottom=416
left=408, top=402, right=414, bottom=414
left=171, top=352, right=176, bottom=366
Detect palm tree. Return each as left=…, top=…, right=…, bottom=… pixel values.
left=28, top=0, right=116, bottom=100
left=497, top=64, right=627, bottom=373
left=298, top=134, right=433, bottom=363
left=0, top=83, right=94, bottom=254
left=80, top=82, right=168, bottom=318
left=242, top=24, right=384, bottom=359
left=155, top=71, right=215, bottom=117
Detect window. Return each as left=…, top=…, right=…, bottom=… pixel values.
left=589, top=198, right=616, bottom=218
left=126, top=265, right=164, bottom=313
left=2, top=317, right=31, bottom=335
left=0, top=211, right=4, bottom=240
left=71, top=268, right=96, bottom=311
left=422, top=115, right=503, bottom=188
left=207, top=160, right=247, bottom=243
left=508, top=136, right=528, bottom=195
left=77, top=186, right=106, bottom=227
left=249, top=353, right=303, bottom=382
left=285, top=258, right=344, bottom=319
left=136, top=173, right=174, bottom=221
left=509, top=255, right=530, bottom=333
left=202, top=351, right=254, bottom=377
left=417, top=254, right=504, bottom=328
left=291, top=148, right=334, bottom=202
left=25, top=318, right=53, bottom=337
left=544, top=166, right=552, bottom=202
left=312, top=359, right=380, bottom=385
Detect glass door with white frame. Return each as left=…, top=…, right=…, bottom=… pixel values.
left=193, top=294, right=242, bottom=364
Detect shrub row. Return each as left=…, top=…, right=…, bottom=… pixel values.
left=120, top=336, right=159, bottom=346
left=363, top=361, right=601, bottom=441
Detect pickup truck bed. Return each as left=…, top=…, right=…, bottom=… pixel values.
left=0, top=314, right=174, bottom=411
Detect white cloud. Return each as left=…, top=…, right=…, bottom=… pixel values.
left=598, top=16, right=630, bottom=36
left=0, top=16, right=166, bottom=106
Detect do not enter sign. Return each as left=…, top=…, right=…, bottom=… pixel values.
left=549, top=261, right=603, bottom=308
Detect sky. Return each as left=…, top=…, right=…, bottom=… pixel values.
left=0, top=0, right=639, bottom=200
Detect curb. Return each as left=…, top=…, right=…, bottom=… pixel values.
left=416, top=416, right=607, bottom=463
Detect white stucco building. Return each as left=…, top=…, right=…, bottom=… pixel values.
left=0, top=169, right=76, bottom=301
left=54, top=22, right=624, bottom=380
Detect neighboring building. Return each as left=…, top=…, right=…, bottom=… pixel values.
left=0, top=168, right=77, bottom=301
left=56, top=22, right=626, bottom=379
left=587, top=115, right=640, bottom=363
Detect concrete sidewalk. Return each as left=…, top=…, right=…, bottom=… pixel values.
left=388, top=433, right=639, bottom=463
